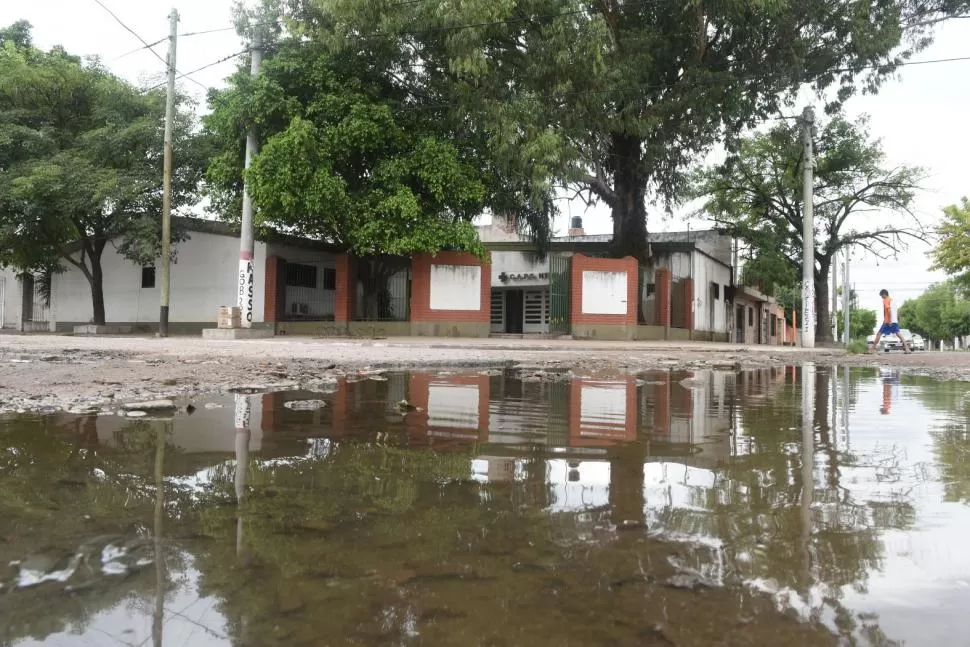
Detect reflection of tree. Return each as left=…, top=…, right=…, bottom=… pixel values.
left=646, top=366, right=914, bottom=643
left=0, top=416, right=189, bottom=647
left=903, top=376, right=970, bottom=504
left=190, top=441, right=837, bottom=646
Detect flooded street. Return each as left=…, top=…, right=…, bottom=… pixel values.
left=2, top=365, right=969, bottom=645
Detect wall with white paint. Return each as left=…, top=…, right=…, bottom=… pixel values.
left=51, top=231, right=267, bottom=325
left=579, top=382, right=627, bottom=437
left=429, top=264, right=482, bottom=311
left=691, top=254, right=732, bottom=333
left=0, top=268, right=20, bottom=329
left=489, top=251, right=549, bottom=288
left=267, top=243, right=337, bottom=320
left=581, top=271, right=628, bottom=315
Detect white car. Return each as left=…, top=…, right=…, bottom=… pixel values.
left=882, top=328, right=915, bottom=352
left=911, top=334, right=926, bottom=351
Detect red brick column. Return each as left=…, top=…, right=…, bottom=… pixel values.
left=655, top=267, right=671, bottom=327
left=569, top=254, right=638, bottom=327
left=264, top=256, right=281, bottom=324
left=683, top=278, right=694, bottom=331
left=335, top=254, right=356, bottom=322
left=652, top=373, right=670, bottom=435
left=410, top=252, right=489, bottom=324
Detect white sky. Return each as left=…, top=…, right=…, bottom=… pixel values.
left=3, top=1, right=968, bottom=317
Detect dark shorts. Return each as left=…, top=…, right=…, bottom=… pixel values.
left=879, top=323, right=901, bottom=335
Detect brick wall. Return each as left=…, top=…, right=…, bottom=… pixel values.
left=405, top=373, right=490, bottom=449
left=264, top=256, right=282, bottom=324
left=655, top=267, right=671, bottom=327
left=334, top=254, right=356, bottom=322
left=570, top=254, right=638, bottom=327
left=567, top=378, right=638, bottom=448
left=410, top=252, right=490, bottom=323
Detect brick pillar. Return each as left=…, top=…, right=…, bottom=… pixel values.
left=683, top=278, right=694, bottom=331
left=335, top=254, right=356, bottom=323
left=264, top=256, right=281, bottom=324
left=655, top=267, right=671, bottom=327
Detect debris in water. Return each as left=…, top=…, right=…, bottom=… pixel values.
left=283, top=399, right=327, bottom=411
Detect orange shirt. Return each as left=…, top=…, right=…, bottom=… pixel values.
left=882, top=296, right=892, bottom=324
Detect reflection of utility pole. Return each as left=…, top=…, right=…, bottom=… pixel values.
left=234, top=394, right=252, bottom=562
left=801, top=107, right=816, bottom=348
left=152, top=421, right=167, bottom=647
left=159, top=9, right=179, bottom=337
left=800, top=363, right=815, bottom=593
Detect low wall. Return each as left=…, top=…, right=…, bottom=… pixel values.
left=276, top=321, right=411, bottom=338
left=411, top=322, right=491, bottom=338
left=55, top=321, right=269, bottom=335
left=571, top=323, right=637, bottom=341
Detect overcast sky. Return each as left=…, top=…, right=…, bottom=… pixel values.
left=3, top=1, right=968, bottom=320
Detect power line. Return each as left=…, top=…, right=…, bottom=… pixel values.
left=144, top=49, right=251, bottom=93
left=91, top=0, right=208, bottom=92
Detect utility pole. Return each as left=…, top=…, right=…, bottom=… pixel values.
left=842, top=252, right=851, bottom=346
left=801, top=106, right=815, bottom=348
left=831, top=249, right=839, bottom=343
left=238, top=31, right=263, bottom=328
left=159, top=9, right=178, bottom=338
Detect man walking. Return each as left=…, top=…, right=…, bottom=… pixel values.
left=869, top=289, right=911, bottom=354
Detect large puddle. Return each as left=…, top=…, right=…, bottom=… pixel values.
left=2, top=365, right=968, bottom=645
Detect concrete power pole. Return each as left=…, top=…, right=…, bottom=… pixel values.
left=842, top=252, right=851, bottom=346
left=159, top=9, right=179, bottom=338
left=238, top=33, right=263, bottom=328
left=831, top=250, right=838, bottom=343
left=801, top=106, right=816, bottom=348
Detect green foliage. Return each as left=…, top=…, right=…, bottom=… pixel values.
left=837, top=307, right=878, bottom=341
left=846, top=338, right=869, bottom=354
left=0, top=23, right=203, bottom=324
left=693, top=112, right=926, bottom=341
left=314, top=0, right=962, bottom=260
left=898, top=280, right=970, bottom=342
left=205, top=14, right=543, bottom=258
left=930, top=197, right=970, bottom=289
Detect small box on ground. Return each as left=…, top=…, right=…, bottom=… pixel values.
left=217, top=306, right=241, bottom=329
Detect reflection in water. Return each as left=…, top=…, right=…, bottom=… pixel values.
left=5, top=367, right=970, bottom=644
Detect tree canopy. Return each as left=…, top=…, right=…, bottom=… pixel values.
left=204, top=2, right=555, bottom=258
left=692, top=112, right=925, bottom=342
left=930, top=197, right=970, bottom=288
left=310, top=0, right=965, bottom=262
left=0, top=23, right=204, bottom=325
left=899, top=280, right=970, bottom=343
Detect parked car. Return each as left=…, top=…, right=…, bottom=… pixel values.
left=882, top=328, right=915, bottom=352
left=911, top=333, right=926, bottom=351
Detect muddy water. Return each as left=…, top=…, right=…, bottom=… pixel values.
left=1, top=365, right=969, bottom=645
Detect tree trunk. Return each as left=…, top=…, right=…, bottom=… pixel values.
left=814, top=258, right=833, bottom=343
left=89, top=255, right=106, bottom=326
left=608, top=133, right=650, bottom=263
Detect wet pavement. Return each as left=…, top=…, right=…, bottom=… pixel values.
left=1, top=365, right=969, bottom=645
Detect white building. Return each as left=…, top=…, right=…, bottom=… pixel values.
left=1, top=219, right=341, bottom=333
left=480, top=217, right=734, bottom=339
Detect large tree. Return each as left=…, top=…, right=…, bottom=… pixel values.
left=930, top=197, right=970, bottom=288
left=0, top=24, right=204, bottom=325
left=204, top=2, right=554, bottom=259
left=692, top=113, right=925, bottom=342
left=311, top=0, right=966, bottom=263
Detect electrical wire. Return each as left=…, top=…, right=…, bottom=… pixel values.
left=90, top=0, right=208, bottom=91
left=143, top=49, right=251, bottom=93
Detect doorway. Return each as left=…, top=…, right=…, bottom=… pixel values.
left=505, top=289, right=524, bottom=334
left=735, top=305, right=745, bottom=343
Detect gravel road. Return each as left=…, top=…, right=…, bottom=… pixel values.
left=1, top=334, right=968, bottom=413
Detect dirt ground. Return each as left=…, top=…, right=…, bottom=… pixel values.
left=2, top=333, right=968, bottom=413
